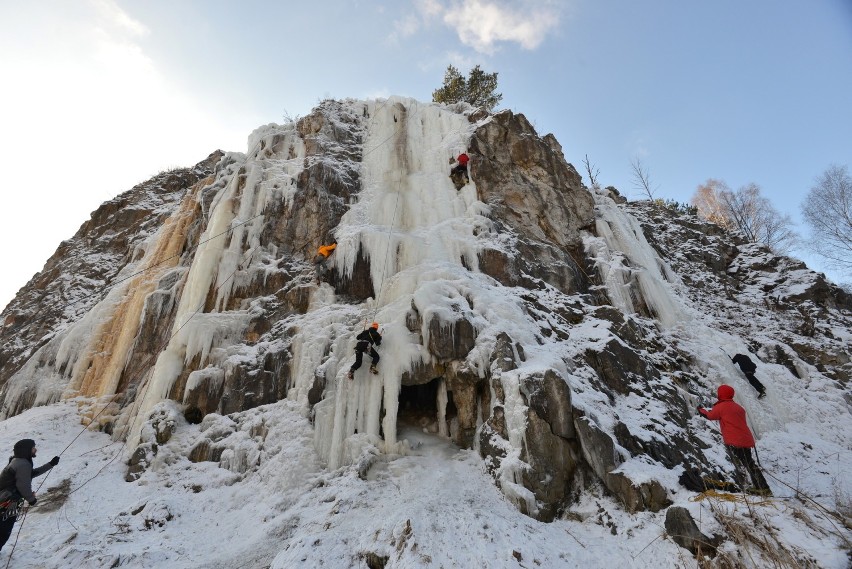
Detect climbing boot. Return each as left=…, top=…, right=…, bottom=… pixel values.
left=369, top=364, right=378, bottom=375
left=758, top=391, right=766, bottom=400
left=347, top=370, right=354, bottom=381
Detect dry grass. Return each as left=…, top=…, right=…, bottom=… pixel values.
left=695, top=492, right=850, bottom=569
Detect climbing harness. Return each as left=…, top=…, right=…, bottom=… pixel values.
left=0, top=498, right=24, bottom=522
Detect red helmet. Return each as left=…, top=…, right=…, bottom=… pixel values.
left=371, top=322, right=379, bottom=329
left=717, top=384, right=735, bottom=400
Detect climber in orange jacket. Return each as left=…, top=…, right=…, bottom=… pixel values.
left=314, top=241, right=337, bottom=279
left=698, top=385, right=771, bottom=495
left=316, top=242, right=336, bottom=260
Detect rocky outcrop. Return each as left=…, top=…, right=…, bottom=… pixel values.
left=629, top=200, right=852, bottom=386
left=665, top=506, right=718, bottom=556
left=470, top=109, right=595, bottom=294
left=260, top=102, right=362, bottom=260
left=0, top=152, right=223, bottom=391
left=519, top=370, right=579, bottom=521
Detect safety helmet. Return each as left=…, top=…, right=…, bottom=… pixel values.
left=371, top=322, right=379, bottom=329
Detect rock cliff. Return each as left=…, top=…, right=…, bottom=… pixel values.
left=1, top=97, right=849, bottom=533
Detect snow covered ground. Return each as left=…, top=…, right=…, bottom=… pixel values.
left=2, top=399, right=849, bottom=568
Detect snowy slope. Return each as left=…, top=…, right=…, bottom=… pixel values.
left=4, top=397, right=848, bottom=568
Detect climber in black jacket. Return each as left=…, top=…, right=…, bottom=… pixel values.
left=731, top=353, right=767, bottom=399
left=348, top=323, right=382, bottom=380
left=0, top=439, right=59, bottom=551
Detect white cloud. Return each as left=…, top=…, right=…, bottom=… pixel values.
left=90, top=0, right=149, bottom=37
left=442, top=0, right=562, bottom=54
left=390, top=14, right=423, bottom=42
left=389, top=0, right=445, bottom=44
left=389, top=0, right=562, bottom=54
left=417, top=0, right=444, bottom=18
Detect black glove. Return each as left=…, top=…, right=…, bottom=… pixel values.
left=50, top=456, right=60, bottom=466
left=28, top=497, right=37, bottom=506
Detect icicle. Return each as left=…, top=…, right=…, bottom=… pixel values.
left=437, top=378, right=448, bottom=437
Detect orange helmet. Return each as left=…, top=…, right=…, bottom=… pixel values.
left=371, top=322, right=379, bottom=329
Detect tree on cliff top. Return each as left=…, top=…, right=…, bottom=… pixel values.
left=691, top=179, right=798, bottom=255
left=801, top=164, right=852, bottom=275
left=432, top=65, right=502, bottom=112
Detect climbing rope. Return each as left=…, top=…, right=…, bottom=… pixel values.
left=362, top=100, right=470, bottom=331
left=369, top=172, right=404, bottom=327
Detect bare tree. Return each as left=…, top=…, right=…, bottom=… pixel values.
left=692, top=179, right=733, bottom=228
left=630, top=158, right=657, bottom=200
left=802, top=164, right=852, bottom=273
left=582, top=154, right=600, bottom=190
left=691, top=180, right=798, bottom=255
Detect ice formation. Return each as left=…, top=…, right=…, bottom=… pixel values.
left=585, top=191, right=689, bottom=327
left=303, top=98, right=490, bottom=468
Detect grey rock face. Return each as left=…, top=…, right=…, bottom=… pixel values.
left=427, top=313, right=477, bottom=362
left=470, top=109, right=595, bottom=294
left=664, top=506, right=718, bottom=556
left=520, top=371, right=579, bottom=521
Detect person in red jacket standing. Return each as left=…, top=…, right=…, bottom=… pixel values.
left=698, top=384, right=771, bottom=495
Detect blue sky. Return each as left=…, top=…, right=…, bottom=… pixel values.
left=1, top=0, right=850, bottom=309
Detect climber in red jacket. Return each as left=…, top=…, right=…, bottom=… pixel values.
left=698, top=385, right=771, bottom=495
left=450, top=153, right=470, bottom=188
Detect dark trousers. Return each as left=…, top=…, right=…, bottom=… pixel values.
left=350, top=347, right=379, bottom=372
left=727, top=445, right=770, bottom=491
left=0, top=515, right=16, bottom=551
left=451, top=164, right=468, bottom=178
left=743, top=371, right=765, bottom=394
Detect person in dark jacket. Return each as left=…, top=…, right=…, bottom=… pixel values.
left=698, top=385, right=771, bottom=496
left=348, top=323, right=382, bottom=380
left=450, top=153, right=470, bottom=188
left=731, top=353, right=766, bottom=399
left=0, top=439, right=59, bottom=551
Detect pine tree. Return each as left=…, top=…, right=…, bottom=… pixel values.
left=432, top=65, right=502, bottom=112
